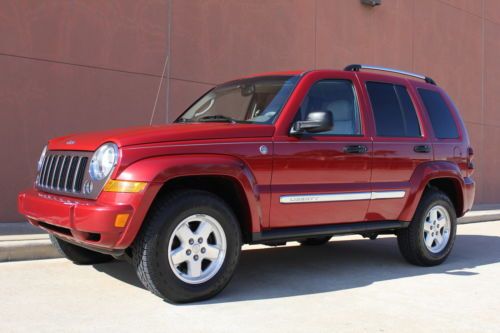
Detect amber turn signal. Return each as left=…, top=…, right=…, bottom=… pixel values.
left=103, top=180, right=147, bottom=193
left=114, top=213, right=130, bottom=228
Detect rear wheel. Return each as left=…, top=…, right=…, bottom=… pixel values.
left=133, top=190, right=241, bottom=303
left=50, top=235, right=114, bottom=265
left=298, top=236, right=331, bottom=246
left=397, top=188, right=457, bottom=266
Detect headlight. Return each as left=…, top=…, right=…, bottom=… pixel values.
left=37, top=145, right=47, bottom=172
left=89, top=143, right=119, bottom=181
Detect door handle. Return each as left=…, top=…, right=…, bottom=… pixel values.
left=414, top=145, right=431, bottom=153
left=343, top=145, right=368, bottom=154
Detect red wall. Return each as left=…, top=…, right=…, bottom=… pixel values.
left=1, top=0, right=499, bottom=221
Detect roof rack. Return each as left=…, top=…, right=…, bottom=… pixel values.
left=344, top=64, right=436, bottom=85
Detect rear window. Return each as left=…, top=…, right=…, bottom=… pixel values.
left=366, top=82, right=421, bottom=137
left=418, top=89, right=459, bottom=139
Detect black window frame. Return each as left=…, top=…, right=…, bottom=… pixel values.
left=366, top=81, right=423, bottom=138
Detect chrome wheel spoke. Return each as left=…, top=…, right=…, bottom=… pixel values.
left=187, top=259, right=202, bottom=278
left=435, top=233, right=444, bottom=246
left=425, top=234, right=435, bottom=248
left=176, top=224, right=195, bottom=245
left=204, top=245, right=221, bottom=261
left=429, top=208, right=438, bottom=223
left=170, top=247, right=188, bottom=265
left=436, top=216, right=446, bottom=229
left=196, top=220, right=213, bottom=240
left=423, top=221, right=433, bottom=232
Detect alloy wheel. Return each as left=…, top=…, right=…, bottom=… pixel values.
left=167, top=214, right=227, bottom=284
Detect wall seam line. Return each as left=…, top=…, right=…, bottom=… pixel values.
left=480, top=0, right=485, bottom=202
left=165, top=0, right=173, bottom=123
left=169, top=77, right=217, bottom=86
left=0, top=52, right=164, bottom=79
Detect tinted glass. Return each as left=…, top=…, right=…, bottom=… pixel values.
left=298, top=80, right=361, bottom=135
left=176, top=76, right=300, bottom=124
left=366, top=82, right=421, bottom=137
left=418, top=89, right=459, bottom=139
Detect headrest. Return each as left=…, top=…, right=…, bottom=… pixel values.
left=325, top=100, right=353, bottom=121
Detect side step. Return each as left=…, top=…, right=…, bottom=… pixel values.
left=251, top=221, right=409, bottom=244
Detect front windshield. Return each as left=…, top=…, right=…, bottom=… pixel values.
left=176, top=75, right=300, bottom=124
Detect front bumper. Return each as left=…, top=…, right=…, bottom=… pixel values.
left=18, top=185, right=160, bottom=252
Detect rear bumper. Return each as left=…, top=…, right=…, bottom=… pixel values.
left=18, top=185, right=160, bottom=251
left=462, top=176, right=475, bottom=216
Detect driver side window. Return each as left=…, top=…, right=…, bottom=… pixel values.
left=297, top=80, right=361, bottom=136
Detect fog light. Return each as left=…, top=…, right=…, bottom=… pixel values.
left=83, top=180, right=94, bottom=194
left=114, top=213, right=130, bottom=228
left=103, top=180, right=147, bottom=193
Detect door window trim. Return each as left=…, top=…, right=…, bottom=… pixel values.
left=290, top=79, right=365, bottom=137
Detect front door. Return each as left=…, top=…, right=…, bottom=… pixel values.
left=270, top=76, right=372, bottom=228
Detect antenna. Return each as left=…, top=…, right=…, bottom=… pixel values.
left=149, top=55, right=169, bottom=125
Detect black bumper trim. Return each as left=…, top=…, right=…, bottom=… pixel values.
left=51, top=233, right=125, bottom=257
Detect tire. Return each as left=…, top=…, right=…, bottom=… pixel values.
left=50, top=235, right=114, bottom=265
left=299, top=236, right=331, bottom=246
left=397, top=188, right=457, bottom=266
left=133, top=190, right=242, bottom=303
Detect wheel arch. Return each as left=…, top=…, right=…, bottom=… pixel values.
left=400, top=161, right=466, bottom=221
left=116, top=154, right=262, bottom=245
left=151, top=175, right=253, bottom=242
left=426, top=177, right=463, bottom=218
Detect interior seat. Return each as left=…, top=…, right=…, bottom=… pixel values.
left=324, top=100, right=356, bottom=135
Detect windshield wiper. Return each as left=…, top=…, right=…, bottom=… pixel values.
left=197, top=115, right=237, bottom=123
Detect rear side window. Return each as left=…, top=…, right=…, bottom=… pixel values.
left=418, top=89, right=459, bottom=139
left=366, top=82, right=421, bottom=137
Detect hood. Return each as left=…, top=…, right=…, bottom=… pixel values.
left=48, top=123, right=275, bottom=151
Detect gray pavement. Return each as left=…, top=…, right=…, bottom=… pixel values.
left=1, top=221, right=499, bottom=332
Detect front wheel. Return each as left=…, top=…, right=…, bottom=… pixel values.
left=397, top=188, right=457, bottom=266
left=133, top=190, right=242, bottom=303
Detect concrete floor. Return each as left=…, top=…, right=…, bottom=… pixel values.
left=1, top=222, right=499, bottom=333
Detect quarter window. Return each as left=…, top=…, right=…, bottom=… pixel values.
left=418, top=89, right=459, bottom=139
left=297, top=80, right=361, bottom=136
left=366, top=82, right=421, bottom=137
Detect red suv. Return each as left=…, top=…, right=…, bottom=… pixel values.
left=19, top=65, right=475, bottom=303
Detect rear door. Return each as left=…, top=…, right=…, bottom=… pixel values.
left=359, top=75, right=433, bottom=221
left=270, top=72, right=372, bottom=228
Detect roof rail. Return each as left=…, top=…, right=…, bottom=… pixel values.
left=344, top=64, right=436, bottom=85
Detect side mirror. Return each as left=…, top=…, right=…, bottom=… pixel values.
left=291, top=111, right=333, bottom=135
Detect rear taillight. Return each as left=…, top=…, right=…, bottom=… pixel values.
left=467, top=146, right=474, bottom=170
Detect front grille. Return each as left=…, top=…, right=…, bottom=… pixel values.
left=37, top=152, right=89, bottom=194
